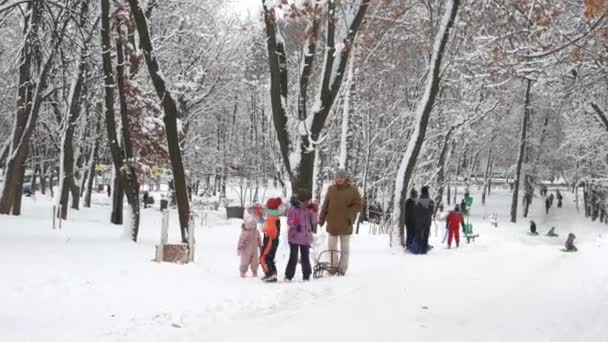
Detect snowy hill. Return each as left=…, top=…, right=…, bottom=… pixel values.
left=1, top=189, right=607, bottom=342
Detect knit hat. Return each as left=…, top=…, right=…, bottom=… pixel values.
left=410, top=188, right=418, bottom=198
left=420, top=186, right=430, bottom=198
left=335, top=169, right=349, bottom=179
left=248, top=204, right=263, bottom=219
left=266, top=197, right=283, bottom=210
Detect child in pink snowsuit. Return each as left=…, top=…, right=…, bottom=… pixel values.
left=238, top=205, right=263, bottom=277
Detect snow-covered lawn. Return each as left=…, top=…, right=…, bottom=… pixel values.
left=1, top=189, right=607, bottom=342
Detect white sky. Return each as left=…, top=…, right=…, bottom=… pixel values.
left=231, top=0, right=262, bottom=17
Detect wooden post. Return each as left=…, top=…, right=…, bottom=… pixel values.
left=52, top=205, right=56, bottom=229
left=156, top=209, right=170, bottom=262
left=188, top=213, right=195, bottom=263
left=58, top=205, right=63, bottom=230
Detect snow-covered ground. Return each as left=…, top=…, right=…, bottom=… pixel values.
left=1, top=188, right=607, bottom=342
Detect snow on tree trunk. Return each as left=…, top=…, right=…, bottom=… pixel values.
left=590, top=103, right=608, bottom=131
left=58, top=0, right=89, bottom=219
left=481, top=147, right=493, bottom=205
left=101, top=0, right=126, bottom=226
left=339, top=49, right=356, bottom=169
left=391, top=0, right=461, bottom=246
left=1, top=33, right=62, bottom=214
left=84, top=110, right=101, bottom=208
left=0, top=141, right=8, bottom=169
left=115, top=37, right=141, bottom=241
left=434, top=126, right=456, bottom=214
left=467, top=148, right=482, bottom=182
left=0, top=1, right=42, bottom=215
left=127, top=0, right=190, bottom=243
left=263, top=0, right=370, bottom=193
left=510, top=79, right=533, bottom=223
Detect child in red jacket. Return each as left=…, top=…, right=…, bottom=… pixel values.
left=446, top=204, right=465, bottom=248
left=260, top=198, right=283, bottom=283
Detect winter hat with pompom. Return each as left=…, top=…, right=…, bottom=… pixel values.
left=266, top=197, right=283, bottom=210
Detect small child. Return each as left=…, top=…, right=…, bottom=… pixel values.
left=285, top=190, right=318, bottom=281
left=237, top=205, right=263, bottom=277
left=260, top=198, right=283, bottom=283
left=565, top=233, right=577, bottom=251
left=547, top=226, right=558, bottom=237
left=530, top=220, right=538, bottom=235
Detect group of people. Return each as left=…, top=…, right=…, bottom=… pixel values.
left=545, top=189, right=564, bottom=214
left=402, top=187, right=435, bottom=254
left=402, top=188, right=474, bottom=253
left=237, top=169, right=362, bottom=282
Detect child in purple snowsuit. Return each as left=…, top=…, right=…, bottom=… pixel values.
left=284, top=191, right=318, bottom=281
left=237, top=205, right=263, bottom=277
left=565, top=233, right=577, bottom=251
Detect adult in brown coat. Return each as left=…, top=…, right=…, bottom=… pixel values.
left=319, top=169, right=362, bottom=275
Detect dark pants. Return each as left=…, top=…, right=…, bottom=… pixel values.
left=411, top=225, right=430, bottom=254
left=285, top=243, right=311, bottom=280
left=405, top=222, right=415, bottom=248
left=260, top=237, right=279, bottom=277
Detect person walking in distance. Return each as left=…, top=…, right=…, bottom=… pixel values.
left=446, top=204, right=465, bottom=248
left=403, top=189, right=418, bottom=249
left=320, top=169, right=362, bottom=276
left=410, top=186, right=435, bottom=254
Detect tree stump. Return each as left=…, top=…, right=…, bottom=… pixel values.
left=155, top=243, right=190, bottom=264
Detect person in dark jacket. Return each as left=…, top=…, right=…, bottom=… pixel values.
left=410, top=186, right=434, bottom=254
left=143, top=191, right=150, bottom=209
left=403, top=188, right=418, bottom=248
left=545, top=196, right=551, bottom=214
left=556, top=190, right=563, bottom=208
left=530, top=220, right=538, bottom=235
left=565, top=233, right=577, bottom=251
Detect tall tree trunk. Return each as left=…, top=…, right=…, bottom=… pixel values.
left=127, top=0, right=190, bottom=242
left=590, top=102, right=608, bottom=131
left=447, top=183, right=451, bottom=205
left=356, top=111, right=373, bottom=234
left=453, top=149, right=462, bottom=204
left=392, top=0, right=460, bottom=245
left=488, top=159, right=494, bottom=196
left=40, top=160, right=47, bottom=195
left=111, top=175, right=124, bottom=224
left=263, top=0, right=370, bottom=193
left=84, top=109, right=101, bottom=208
left=0, top=141, right=8, bottom=169
left=57, top=0, right=90, bottom=219
left=481, top=147, right=493, bottom=205
left=339, top=50, right=356, bottom=170
left=510, top=79, right=533, bottom=223
left=0, top=2, right=41, bottom=215
left=467, top=148, right=482, bottom=182
left=115, top=37, right=140, bottom=241
left=1, top=2, right=66, bottom=215
left=434, top=126, right=456, bottom=214
left=31, top=163, right=39, bottom=196
left=101, top=0, right=127, bottom=226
